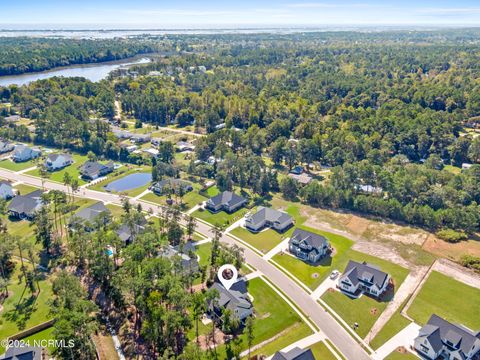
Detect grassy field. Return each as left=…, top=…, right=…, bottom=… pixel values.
left=407, top=271, right=480, bottom=329
left=13, top=183, right=39, bottom=195
left=215, top=277, right=313, bottom=359
left=26, top=153, right=88, bottom=185
left=369, top=301, right=412, bottom=349
left=309, top=341, right=338, bottom=360
left=0, top=261, right=54, bottom=354
left=192, top=207, right=248, bottom=228
left=0, top=158, right=36, bottom=172
left=271, top=226, right=354, bottom=289
left=321, top=254, right=409, bottom=338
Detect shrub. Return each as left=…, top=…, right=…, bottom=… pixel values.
left=461, top=255, right=480, bottom=272
left=436, top=229, right=468, bottom=243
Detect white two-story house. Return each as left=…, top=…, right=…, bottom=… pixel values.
left=339, top=260, right=391, bottom=297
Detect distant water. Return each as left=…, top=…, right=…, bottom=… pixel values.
left=104, top=172, right=152, bottom=192
left=0, top=57, right=151, bottom=87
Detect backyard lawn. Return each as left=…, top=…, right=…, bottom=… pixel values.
left=309, top=341, right=338, bottom=360
left=321, top=253, right=410, bottom=338
left=271, top=226, right=354, bottom=289
left=215, top=277, right=313, bottom=359
left=0, top=261, right=54, bottom=354
left=192, top=207, right=248, bottom=228
left=20, top=327, right=55, bottom=354
left=407, top=271, right=480, bottom=329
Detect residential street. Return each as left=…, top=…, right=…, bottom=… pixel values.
left=0, top=168, right=371, bottom=360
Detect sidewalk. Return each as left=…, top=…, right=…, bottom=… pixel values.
left=372, top=322, right=420, bottom=360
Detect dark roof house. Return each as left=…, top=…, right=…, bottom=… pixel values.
left=205, top=191, right=247, bottom=213
left=116, top=216, right=147, bottom=244
left=289, top=228, right=330, bottom=263
left=339, top=260, right=391, bottom=297
left=272, top=347, right=316, bottom=360
left=0, top=346, right=42, bottom=360
left=79, top=161, right=114, bottom=180
left=160, top=245, right=199, bottom=274
left=414, top=314, right=480, bottom=360
left=69, top=201, right=111, bottom=230
left=208, top=278, right=253, bottom=323
left=7, top=190, right=43, bottom=220
left=245, top=206, right=293, bottom=232
left=0, top=140, right=14, bottom=154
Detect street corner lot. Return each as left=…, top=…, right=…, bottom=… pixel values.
left=308, top=341, right=338, bottom=360
left=223, top=276, right=313, bottom=359
left=271, top=225, right=355, bottom=290
left=0, top=157, right=36, bottom=172
left=406, top=270, right=480, bottom=330
left=320, top=253, right=410, bottom=339
left=229, top=226, right=291, bottom=254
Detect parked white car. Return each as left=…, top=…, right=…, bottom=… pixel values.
left=330, top=269, right=340, bottom=279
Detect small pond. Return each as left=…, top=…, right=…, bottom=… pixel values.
left=104, top=172, right=152, bottom=192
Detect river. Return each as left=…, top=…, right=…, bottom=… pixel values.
left=0, top=56, right=152, bottom=87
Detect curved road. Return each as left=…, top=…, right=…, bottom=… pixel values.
left=0, top=168, right=370, bottom=360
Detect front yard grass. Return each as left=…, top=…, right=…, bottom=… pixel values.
left=384, top=349, right=419, bottom=360
left=407, top=271, right=480, bottom=329
left=0, top=159, right=36, bottom=172
left=271, top=226, right=354, bottom=289
left=369, top=301, right=411, bottom=349
left=0, top=261, right=54, bottom=354
left=309, top=341, right=338, bottom=360
left=12, top=183, right=39, bottom=195
left=321, top=254, right=409, bottom=339
left=230, top=226, right=287, bottom=254
left=192, top=207, right=248, bottom=228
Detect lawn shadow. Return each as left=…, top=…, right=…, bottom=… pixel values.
left=4, top=287, right=39, bottom=330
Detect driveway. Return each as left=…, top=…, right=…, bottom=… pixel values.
left=372, top=322, right=420, bottom=360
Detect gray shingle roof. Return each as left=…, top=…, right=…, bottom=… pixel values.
left=210, top=279, right=252, bottom=320
left=342, top=260, right=389, bottom=289
left=7, top=190, right=43, bottom=216
left=72, top=201, right=110, bottom=223
left=152, top=178, right=192, bottom=193
left=207, top=191, right=246, bottom=208
left=46, top=153, right=72, bottom=163
left=246, top=206, right=292, bottom=228
left=419, top=314, right=480, bottom=358
left=272, top=347, right=316, bottom=360
left=290, top=228, right=328, bottom=250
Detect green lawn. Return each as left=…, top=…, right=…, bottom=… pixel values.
left=196, top=242, right=212, bottom=268
left=141, top=189, right=207, bottom=210
left=230, top=226, right=287, bottom=254
left=19, top=326, right=55, bottom=354
left=26, top=153, right=88, bottom=185
left=271, top=226, right=354, bottom=289
left=384, top=349, right=419, bottom=360
left=192, top=207, right=248, bottom=228
left=0, top=262, right=54, bottom=354
left=321, top=254, right=409, bottom=338
left=369, top=301, right=411, bottom=349
left=309, top=341, right=338, bottom=360
left=407, top=271, right=480, bottom=329
left=0, top=159, right=36, bottom=172
left=215, top=277, right=313, bottom=359
left=12, top=183, right=39, bottom=195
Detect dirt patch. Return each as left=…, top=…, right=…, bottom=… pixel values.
left=346, top=216, right=370, bottom=235
left=92, top=331, right=119, bottom=360
left=370, top=308, right=378, bottom=316
left=352, top=241, right=413, bottom=269
left=423, top=235, right=480, bottom=261
left=260, top=312, right=271, bottom=320
left=311, top=273, right=319, bottom=279
left=197, top=328, right=226, bottom=350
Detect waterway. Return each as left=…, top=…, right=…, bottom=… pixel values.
left=0, top=56, right=151, bottom=87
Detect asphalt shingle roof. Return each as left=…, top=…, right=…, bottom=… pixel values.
left=342, top=260, right=389, bottom=289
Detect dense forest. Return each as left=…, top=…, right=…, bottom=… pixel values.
left=0, top=37, right=159, bottom=75
left=1, top=30, right=480, bottom=236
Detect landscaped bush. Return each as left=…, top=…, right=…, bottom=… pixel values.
left=436, top=229, right=468, bottom=243
left=461, top=255, right=480, bottom=272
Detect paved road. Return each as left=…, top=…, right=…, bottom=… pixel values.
left=1, top=168, right=371, bottom=360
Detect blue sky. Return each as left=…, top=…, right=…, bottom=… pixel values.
left=2, top=0, right=480, bottom=27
